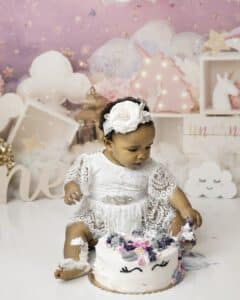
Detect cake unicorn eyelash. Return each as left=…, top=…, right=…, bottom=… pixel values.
left=152, top=260, right=169, bottom=270
left=120, top=266, right=143, bottom=273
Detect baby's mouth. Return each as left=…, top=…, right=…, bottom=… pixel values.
left=132, top=162, right=143, bottom=168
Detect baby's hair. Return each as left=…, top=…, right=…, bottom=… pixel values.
left=99, top=96, right=154, bottom=140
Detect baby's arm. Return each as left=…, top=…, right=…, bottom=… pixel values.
left=64, top=181, right=82, bottom=205
left=170, top=187, right=202, bottom=228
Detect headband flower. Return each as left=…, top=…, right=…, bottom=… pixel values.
left=103, top=101, right=152, bottom=136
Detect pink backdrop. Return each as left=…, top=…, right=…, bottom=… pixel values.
left=0, top=0, right=240, bottom=84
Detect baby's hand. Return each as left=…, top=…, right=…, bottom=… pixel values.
left=64, top=181, right=82, bottom=205
left=181, top=207, right=202, bottom=228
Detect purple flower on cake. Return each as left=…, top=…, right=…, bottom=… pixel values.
left=105, top=232, right=176, bottom=266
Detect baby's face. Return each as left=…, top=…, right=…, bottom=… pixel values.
left=107, top=124, right=155, bottom=169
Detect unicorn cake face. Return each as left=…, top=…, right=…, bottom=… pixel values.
left=92, top=233, right=184, bottom=294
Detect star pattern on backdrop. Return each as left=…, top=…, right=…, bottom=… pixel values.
left=2, top=66, right=14, bottom=79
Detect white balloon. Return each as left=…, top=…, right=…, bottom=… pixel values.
left=63, top=73, right=91, bottom=103
left=88, top=38, right=142, bottom=79
left=16, top=50, right=91, bottom=107
left=131, top=20, right=175, bottom=55
left=30, top=50, right=73, bottom=79
left=17, top=78, right=36, bottom=100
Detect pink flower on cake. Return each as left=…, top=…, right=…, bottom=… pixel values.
left=138, top=256, right=147, bottom=267
left=132, top=240, right=150, bottom=249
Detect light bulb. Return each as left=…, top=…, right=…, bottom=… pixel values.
left=173, top=75, right=179, bottom=81
left=141, top=70, right=147, bottom=78
left=161, top=60, right=168, bottom=68
left=181, top=103, right=188, bottom=110
left=156, top=74, right=162, bottom=81
left=134, top=82, right=141, bottom=89
left=158, top=102, right=164, bottom=109
left=144, top=58, right=151, bottom=65
left=181, top=90, right=188, bottom=98
left=161, top=89, right=168, bottom=95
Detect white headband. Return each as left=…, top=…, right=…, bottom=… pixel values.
left=103, top=100, right=152, bottom=136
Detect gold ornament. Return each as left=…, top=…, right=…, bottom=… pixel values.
left=74, top=86, right=108, bottom=142
left=0, top=138, right=15, bottom=174
left=203, top=30, right=230, bottom=53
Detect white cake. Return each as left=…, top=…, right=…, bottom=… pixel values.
left=91, top=232, right=184, bottom=294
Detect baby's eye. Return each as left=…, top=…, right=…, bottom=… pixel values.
left=128, top=148, right=138, bottom=152
left=213, top=179, right=221, bottom=183
left=120, top=266, right=143, bottom=273
left=199, top=178, right=206, bottom=183
left=145, top=146, right=151, bottom=150
left=152, top=260, right=169, bottom=271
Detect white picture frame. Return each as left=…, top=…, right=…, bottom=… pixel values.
left=8, top=101, right=79, bottom=154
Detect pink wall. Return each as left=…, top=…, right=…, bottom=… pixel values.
left=0, top=0, right=240, bottom=83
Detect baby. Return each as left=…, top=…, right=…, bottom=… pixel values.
left=54, top=97, right=202, bottom=281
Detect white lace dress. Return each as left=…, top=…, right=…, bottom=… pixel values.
left=64, top=152, right=177, bottom=239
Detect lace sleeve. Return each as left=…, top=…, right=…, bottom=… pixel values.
left=148, top=164, right=177, bottom=205
left=64, top=154, right=91, bottom=195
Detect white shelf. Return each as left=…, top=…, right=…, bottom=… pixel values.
left=152, top=112, right=200, bottom=118
left=201, top=52, right=240, bottom=61
left=200, top=52, right=240, bottom=114
left=205, top=109, right=240, bottom=116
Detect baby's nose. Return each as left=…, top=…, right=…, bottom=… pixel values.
left=137, top=151, right=147, bottom=161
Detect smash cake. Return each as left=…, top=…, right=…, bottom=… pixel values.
left=90, top=222, right=195, bottom=294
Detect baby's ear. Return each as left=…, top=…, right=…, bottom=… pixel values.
left=103, top=137, right=112, bottom=146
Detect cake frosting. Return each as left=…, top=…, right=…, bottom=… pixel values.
left=92, top=232, right=185, bottom=294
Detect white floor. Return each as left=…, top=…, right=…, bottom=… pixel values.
left=1, top=196, right=240, bottom=300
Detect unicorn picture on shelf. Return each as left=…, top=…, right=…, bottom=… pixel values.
left=212, top=73, right=238, bottom=111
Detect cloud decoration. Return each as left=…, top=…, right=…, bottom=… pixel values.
left=88, top=38, right=142, bottom=79
left=169, top=32, right=204, bottom=60
left=131, top=20, right=175, bottom=55
left=17, top=50, right=91, bottom=104
left=184, top=161, right=237, bottom=199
